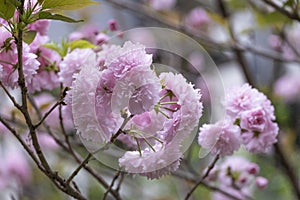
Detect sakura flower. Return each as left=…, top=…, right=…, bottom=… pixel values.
left=241, top=121, right=278, bottom=153
left=239, top=106, right=279, bottom=152
left=240, top=107, right=269, bottom=132
left=198, top=119, right=241, bottom=157
left=159, top=72, right=203, bottom=143
left=0, top=27, right=40, bottom=89
left=274, top=72, right=300, bottom=102
left=111, top=67, right=160, bottom=115
left=28, top=34, right=60, bottom=92
left=119, top=72, right=202, bottom=179
left=119, top=141, right=182, bottom=179
left=225, top=83, right=276, bottom=121
left=103, top=41, right=152, bottom=78
left=59, top=48, right=96, bottom=87
left=209, top=156, right=268, bottom=200
left=28, top=20, right=50, bottom=35
left=72, top=63, right=114, bottom=144
left=185, top=7, right=211, bottom=30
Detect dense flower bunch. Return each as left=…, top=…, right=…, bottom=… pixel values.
left=72, top=41, right=203, bottom=179
left=198, top=83, right=278, bottom=156
left=207, top=156, right=268, bottom=200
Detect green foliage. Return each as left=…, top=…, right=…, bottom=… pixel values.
left=68, top=39, right=96, bottom=51
left=43, top=42, right=69, bottom=58
left=43, top=39, right=96, bottom=57
left=255, top=10, right=291, bottom=27
left=227, top=0, right=248, bottom=10
left=23, top=30, right=37, bottom=44
left=38, top=11, right=83, bottom=23
left=0, top=0, right=16, bottom=20
left=41, top=0, right=98, bottom=11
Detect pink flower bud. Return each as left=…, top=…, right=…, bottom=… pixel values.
left=256, top=176, right=268, bottom=189
left=246, top=163, right=260, bottom=175
left=108, top=19, right=118, bottom=31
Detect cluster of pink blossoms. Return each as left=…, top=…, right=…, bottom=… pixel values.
left=207, top=156, right=268, bottom=200
left=0, top=0, right=118, bottom=93
left=198, top=84, right=278, bottom=156
left=72, top=41, right=203, bottom=179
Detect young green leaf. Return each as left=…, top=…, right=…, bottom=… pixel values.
left=38, top=11, right=83, bottom=23
left=42, top=0, right=98, bottom=11
left=8, top=0, right=21, bottom=7
left=68, top=40, right=96, bottom=51
left=0, top=0, right=16, bottom=20
left=43, top=43, right=66, bottom=57
left=23, top=30, right=37, bottom=44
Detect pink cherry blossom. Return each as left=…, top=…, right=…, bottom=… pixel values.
left=241, top=121, right=278, bottom=153
left=111, top=67, right=160, bottom=115
left=72, top=64, right=116, bottom=144
left=225, top=83, right=275, bottom=121
left=119, top=72, right=202, bottom=179
left=209, top=156, right=267, bottom=200
left=27, top=34, right=60, bottom=92
left=59, top=48, right=96, bottom=87
left=185, top=7, right=211, bottom=30
left=119, top=141, right=182, bottom=179
left=28, top=20, right=50, bottom=35
left=159, top=72, right=203, bottom=143
left=240, top=107, right=269, bottom=132
left=0, top=27, right=40, bottom=89
left=274, top=72, right=300, bottom=102
left=198, top=119, right=241, bottom=156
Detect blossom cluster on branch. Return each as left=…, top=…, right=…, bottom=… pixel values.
left=1, top=0, right=299, bottom=199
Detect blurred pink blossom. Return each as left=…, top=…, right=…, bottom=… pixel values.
left=185, top=7, right=211, bottom=30
left=274, top=72, right=300, bottom=102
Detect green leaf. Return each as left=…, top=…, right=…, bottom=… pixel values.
left=23, top=30, right=37, bottom=44
left=255, top=11, right=291, bottom=27
left=227, top=0, right=248, bottom=10
left=42, top=0, right=98, bottom=11
left=42, top=42, right=67, bottom=57
left=38, top=11, right=83, bottom=23
left=0, top=0, right=16, bottom=20
left=8, top=0, right=21, bottom=7
left=68, top=40, right=96, bottom=51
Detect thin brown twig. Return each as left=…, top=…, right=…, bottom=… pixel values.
left=66, top=153, right=93, bottom=184
left=110, top=114, right=133, bottom=143
left=173, top=170, right=243, bottom=200
left=34, top=100, right=62, bottom=128
left=184, top=154, right=220, bottom=200
left=0, top=81, right=21, bottom=110
left=261, top=0, right=300, bottom=22
left=103, top=170, right=121, bottom=200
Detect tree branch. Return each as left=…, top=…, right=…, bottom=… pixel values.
left=184, top=154, right=219, bottom=200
